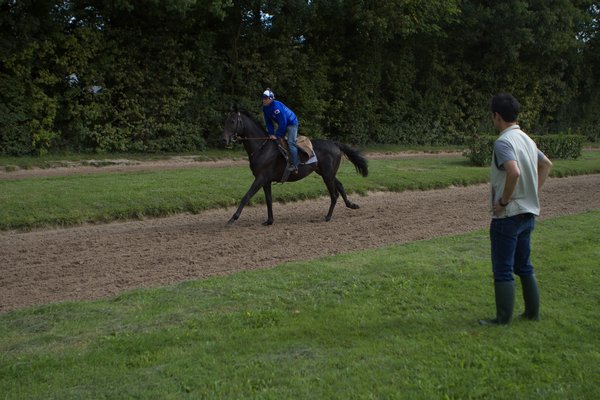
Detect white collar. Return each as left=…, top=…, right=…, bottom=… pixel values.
left=500, top=124, right=520, bottom=136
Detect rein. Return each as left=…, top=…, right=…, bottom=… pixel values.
left=230, top=112, right=270, bottom=156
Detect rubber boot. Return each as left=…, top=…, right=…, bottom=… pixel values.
left=519, top=274, right=540, bottom=321
left=479, top=281, right=515, bottom=325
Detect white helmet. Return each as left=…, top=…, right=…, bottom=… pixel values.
left=261, top=88, right=275, bottom=100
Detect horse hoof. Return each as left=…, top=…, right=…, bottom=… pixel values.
left=348, top=203, right=360, bottom=209
left=324, top=216, right=332, bottom=222
left=262, top=220, right=273, bottom=226
left=227, top=218, right=236, bottom=225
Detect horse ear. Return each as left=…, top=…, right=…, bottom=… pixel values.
left=230, top=103, right=238, bottom=113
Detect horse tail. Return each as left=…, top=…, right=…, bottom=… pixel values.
left=336, top=142, right=369, bottom=177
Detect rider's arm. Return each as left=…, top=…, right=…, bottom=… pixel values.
left=263, top=109, right=275, bottom=136
left=275, top=107, right=288, bottom=138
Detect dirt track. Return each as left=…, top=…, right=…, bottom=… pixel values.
left=1, top=159, right=599, bottom=313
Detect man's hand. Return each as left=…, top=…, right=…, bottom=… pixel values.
left=493, top=160, right=520, bottom=216
left=269, top=135, right=277, bottom=141
left=492, top=201, right=507, bottom=217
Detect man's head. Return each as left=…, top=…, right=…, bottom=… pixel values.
left=491, top=93, right=520, bottom=122
left=491, top=93, right=520, bottom=132
left=261, top=89, right=274, bottom=106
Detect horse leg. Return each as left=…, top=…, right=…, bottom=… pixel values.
left=262, top=183, right=274, bottom=226
left=335, top=178, right=359, bottom=209
left=322, top=176, right=339, bottom=222
left=228, top=177, right=266, bottom=224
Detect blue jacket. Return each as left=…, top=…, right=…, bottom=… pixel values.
left=262, top=100, right=298, bottom=138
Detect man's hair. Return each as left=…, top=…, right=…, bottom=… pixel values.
left=491, top=93, right=520, bottom=122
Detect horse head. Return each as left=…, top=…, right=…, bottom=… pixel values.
left=222, top=106, right=269, bottom=147
left=222, top=105, right=243, bottom=147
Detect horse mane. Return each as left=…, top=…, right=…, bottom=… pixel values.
left=232, top=105, right=266, bottom=133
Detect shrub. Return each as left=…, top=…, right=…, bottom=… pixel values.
left=465, top=133, right=584, bottom=166
left=533, top=135, right=585, bottom=159
left=464, top=135, right=495, bottom=166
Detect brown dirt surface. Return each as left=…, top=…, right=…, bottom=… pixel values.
left=1, top=156, right=599, bottom=313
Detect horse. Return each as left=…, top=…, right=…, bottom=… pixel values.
left=222, top=106, right=368, bottom=225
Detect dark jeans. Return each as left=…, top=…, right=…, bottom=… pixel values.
left=490, top=213, right=536, bottom=282
left=286, top=124, right=299, bottom=167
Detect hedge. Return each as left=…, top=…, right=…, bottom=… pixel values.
left=465, top=134, right=585, bottom=167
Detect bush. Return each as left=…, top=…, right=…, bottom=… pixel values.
left=533, top=134, right=585, bottom=160
left=465, top=133, right=584, bottom=166
left=464, top=135, right=496, bottom=166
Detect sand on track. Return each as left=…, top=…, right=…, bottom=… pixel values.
left=2, top=170, right=598, bottom=313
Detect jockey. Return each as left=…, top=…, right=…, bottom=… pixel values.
left=261, top=88, right=300, bottom=173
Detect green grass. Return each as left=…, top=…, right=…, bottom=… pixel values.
left=0, top=148, right=248, bottom=171
left=1, top=212, right=598, bottom=399
left=2, top=151, right=599, bottom=230
left=364, top=144, right=467, bottom=153
left=0, top=145, right=459, bottom=170
left=2, top=143, right=596, bottom=170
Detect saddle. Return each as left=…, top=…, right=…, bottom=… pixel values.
left=278, top=135, right=318, bottom=183
left=279, top=135, right=317, bottom=164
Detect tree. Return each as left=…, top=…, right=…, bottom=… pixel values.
left=1, top=0, right=597, bottom=155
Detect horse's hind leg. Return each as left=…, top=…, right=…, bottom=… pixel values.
left=322, top=176, right=339, bottom=221
left=335, top=178, right=359, bottom=209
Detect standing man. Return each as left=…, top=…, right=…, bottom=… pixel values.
left=261, top=88, right=300, bottom=173
left=480, top=93, right=553, bottom=326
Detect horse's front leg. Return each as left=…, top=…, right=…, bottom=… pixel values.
left=262, top=183, right=274, bottom=226
left=228, top=177, right=266, bottom=224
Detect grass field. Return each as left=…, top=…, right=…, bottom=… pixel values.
left=1, top=211, right=598, bottom=399
left=0, top=145, right=462, bottom=171
left=0, top=149, right=249, bottom=171
left=2, top=151, right=600, bottom=230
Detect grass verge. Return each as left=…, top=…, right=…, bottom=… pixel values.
left=1, top=151, right=600, bottom=230
left=1, top=212, right=598, bottom=399
left=0, top=145, right=462, bottom=170
left=0, top=149, right=248, bottom=171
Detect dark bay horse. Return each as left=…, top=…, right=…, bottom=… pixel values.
left=222, top=107, right=368, bottom=225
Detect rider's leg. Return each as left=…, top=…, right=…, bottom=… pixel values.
left=286, top=125, right=299, bottom=169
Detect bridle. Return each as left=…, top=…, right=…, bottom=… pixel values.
left=228, top=112, right=267, bottom=142
left=227, top=111, right=270, bottom=156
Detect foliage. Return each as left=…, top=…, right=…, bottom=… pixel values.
left=534, top=134, right=585, bottom=160
left=0, top=1, right=599, bottom=154
left=465, top=134, right=585, bottom=166
left=1, top=212, right=599, bottom=398
left=464, top=135, right=497, bottom=167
